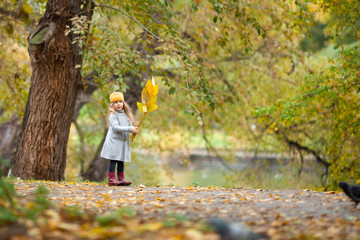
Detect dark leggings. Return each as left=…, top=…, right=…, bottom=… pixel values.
left=108, top=160, right=124, bottom=172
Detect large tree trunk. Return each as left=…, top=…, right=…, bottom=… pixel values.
left=0, top=72, right=98, bottom=176
left=12, top=0, right=94, bottom=181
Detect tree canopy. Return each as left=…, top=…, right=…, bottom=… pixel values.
left=0, top=0, right=359, bottom=189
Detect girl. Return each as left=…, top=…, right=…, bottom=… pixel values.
left=100, top=92, right=139, bottom=186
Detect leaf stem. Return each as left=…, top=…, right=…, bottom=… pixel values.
left=131, top=112, right=147, bottom=143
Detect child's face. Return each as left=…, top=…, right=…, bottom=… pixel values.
left=113, top=101, right=124, bottom=111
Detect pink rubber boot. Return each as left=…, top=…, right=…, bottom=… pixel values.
left=108, top=172, right=122, bottom=186
left=117, top=172, right=132, bottom=186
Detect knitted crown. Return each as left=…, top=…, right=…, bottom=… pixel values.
left=109, top=92, right=124, bottom=103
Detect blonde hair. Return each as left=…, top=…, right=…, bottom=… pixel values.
left=106, top=101, right=134, bottom=127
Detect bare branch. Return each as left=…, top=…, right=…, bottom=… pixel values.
left=283, top=135, right=330, bottom=168
left=93, top=1, right=160, bottom=40
left=297, top=148, right=304, bottom=177
left=280, top=132, right=330, bottom=185
left=208, top=44, right=265, bottom=64
left=200, top=113, right=234, bottom=171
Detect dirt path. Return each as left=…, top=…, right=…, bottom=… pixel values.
left=13, top=181, right=360, bottom=239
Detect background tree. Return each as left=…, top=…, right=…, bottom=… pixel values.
left=254, top=0, right=360, bottom=189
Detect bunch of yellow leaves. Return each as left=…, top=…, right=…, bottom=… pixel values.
left=137, top=77, right=158, bottom=114
left=131, top=77, right=159, bottom=143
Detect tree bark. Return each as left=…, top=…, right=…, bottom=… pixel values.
left=72, top=71, right=99, bottom=122
left=81, top=127, right=108, bottom=182
left=0, top=71, right=98, bottom=176
left=12, top=0, right=94, bottom=181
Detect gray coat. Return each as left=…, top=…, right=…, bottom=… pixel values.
left=100, top=110, right=134, bottom=162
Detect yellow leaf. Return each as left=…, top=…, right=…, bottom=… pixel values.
left=152, top=84, right=159, bottom=95
left=148, top=95, right=157, bottom=105
left=145, top=80, right=158, bottom=97
left=142, top=105, right=148, bottom=113
left=22, top=3, right=33, bottom=14
left=148, top=104, right=158, bottom=113
left=137, top=102, right=145, bottom=113
left=141, top=88, right=150, bottom=104
left=26, top=202, right=35, bottom=209
left=185, top=229, right=204, bottom=239
left=147, top=95, right=158, bottom=112
left=141, top=222, right=163, bottom=232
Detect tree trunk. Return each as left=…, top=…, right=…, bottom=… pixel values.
left=0, top=72, right=98, bottom=176
left=0, top=113, right=21, bottom=176
left=72, top=71, right=99, bottom=122
left=81, top=127, right=108, bottom=182
left=12, top=0, right=94, bottom=181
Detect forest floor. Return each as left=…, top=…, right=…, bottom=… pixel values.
left=4, top=180, right=360, bottom=240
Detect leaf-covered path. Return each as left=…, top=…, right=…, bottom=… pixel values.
left=13, top=180, right=360, bottom=239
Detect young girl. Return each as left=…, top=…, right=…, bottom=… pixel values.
left=100, top=92, right=138, bottom=186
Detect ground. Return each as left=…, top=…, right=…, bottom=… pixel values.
left=3, top=180, right=360, bottom=239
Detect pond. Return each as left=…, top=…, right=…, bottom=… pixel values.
left=130, top=150, right=324, bottom=189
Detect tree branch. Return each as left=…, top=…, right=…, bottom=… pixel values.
left=297, top=148, right=304, bottom=177
left=200, top=113, right=234, bottom=171
left=280, top=133, right=330, bottom=185
left=208, top=44, right=265, bottom=64
left=282, top=134, right=330, bottom=168
left=0, top=7, right=20, bottom=20
left=93, top=1, right=160, bottom=40
left=73, top=121, right=88, bottom=176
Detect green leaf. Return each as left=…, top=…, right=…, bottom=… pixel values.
left=169, top=87, right=176, bottom=95
left=213, top=16, right=218, bottom=23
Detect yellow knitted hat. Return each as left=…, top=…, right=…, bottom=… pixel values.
left=109, top=92, right=124, bottom=103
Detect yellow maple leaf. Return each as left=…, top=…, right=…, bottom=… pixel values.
left=141, top=87, right=151, bottom=104
left=138, top=79, right=159, bottom=113
left=132, top=77, right=159, bottom=143
left=137, top=102, right=146, bottom=113
left=147, top=95, right=158, bottom=113
left=145, top=77, right=159, bottom=97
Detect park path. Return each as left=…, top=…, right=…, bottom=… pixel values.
left=13, top=180, right=360, bottom=239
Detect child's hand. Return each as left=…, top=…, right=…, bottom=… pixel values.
left=131, top=127, right=139, bottom=136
